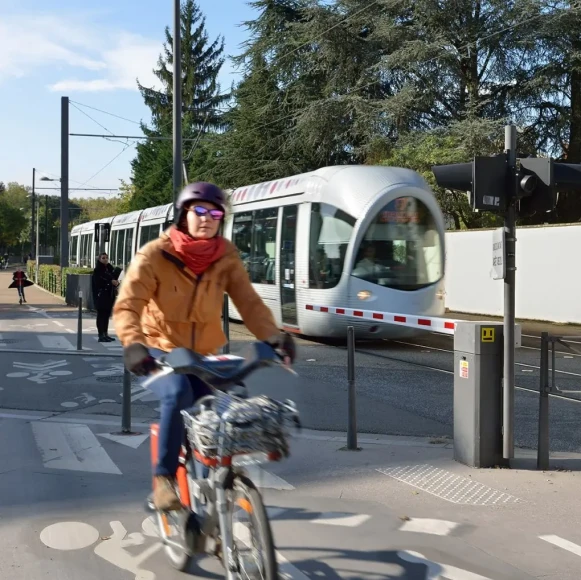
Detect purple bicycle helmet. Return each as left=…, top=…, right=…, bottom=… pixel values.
left=175, top=182, right=227, bottom=222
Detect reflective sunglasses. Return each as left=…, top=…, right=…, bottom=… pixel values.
left=189, top=205, right=225, bottom=220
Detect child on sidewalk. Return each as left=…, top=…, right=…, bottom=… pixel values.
left=9, top=268, right=33, bottom=304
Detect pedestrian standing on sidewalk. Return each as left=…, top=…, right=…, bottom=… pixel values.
left=92, top=252, right=119, bottom=342
left=9, top=268, right=32, bottom=304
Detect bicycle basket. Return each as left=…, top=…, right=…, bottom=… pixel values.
left=181, top=392, right=296, bottom=461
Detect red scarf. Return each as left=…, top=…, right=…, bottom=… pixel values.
left=169, top=227, right=226, bottom=275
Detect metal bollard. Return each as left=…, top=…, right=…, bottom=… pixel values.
left=122, top=367, right=132, bottom=434
left=537, top=332, right=550, bottom=470
left=222, top=294, right=230, bottom=354
left=347, top=326, right=358, bottom=450
left=76, top=290, right=83, bottom=351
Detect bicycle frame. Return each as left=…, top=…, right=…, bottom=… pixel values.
left=144, top=348, right=298, bottom=579
left=150, top=417, right=261, bottom=576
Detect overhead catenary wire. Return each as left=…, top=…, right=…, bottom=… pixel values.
left=75, top=142, right=135, bottom=190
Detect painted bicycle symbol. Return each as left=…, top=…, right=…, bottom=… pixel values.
left=40, top=519, right=161, bottom=580
left=6, top=360, right=72, bottom=384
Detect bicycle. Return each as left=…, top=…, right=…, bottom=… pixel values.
left=141, top=341, right=300, bottom=579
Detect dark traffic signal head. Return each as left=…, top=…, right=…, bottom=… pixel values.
left=516, top=157, right=554, bottom=216
left=432, top=154, right=508, bottom=213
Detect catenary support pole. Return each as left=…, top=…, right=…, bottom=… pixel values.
left=172, top=0, right=182, bottom=209
left=60, top=96, right=69, bottom=268
left=31, top=168, right=36, bottom=258
left=35, top=199, right=40, bottom=284
left=503, top=124, right=517, bottom=460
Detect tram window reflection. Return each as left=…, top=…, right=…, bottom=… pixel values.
left=352, top=197, right=443, bottom=291
left=309, top=203, right=355, bottom=289
left=232, top=209, right=277, bottom=285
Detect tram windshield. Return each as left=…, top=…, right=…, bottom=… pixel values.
left=309, top=203, right=356, bottom=289
left=351, top=196, right=443, bottom=291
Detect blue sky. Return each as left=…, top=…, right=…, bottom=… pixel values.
left=0, top=0, right=257, bottom=199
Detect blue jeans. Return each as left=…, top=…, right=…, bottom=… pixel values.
left=140, top=347, right=212, bottom=477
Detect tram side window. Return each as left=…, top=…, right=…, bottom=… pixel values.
left=80, top=234, right=92, bottom=267
left=309, top=203, right=355, bottom=289
left=232, top=212, right=253, bottom=273
left=250, top=209, right=277, bottom=284
left=124, top=228, right=134, bottom=268
left=70, top=236, right=78, bottom=265
left=109, top=231, right=118, bottom=265
left=139, top=225, right=159, bottom=248
left=115, top=230, right=126, bottom=269
left=232, top=210, right=277, bottom=285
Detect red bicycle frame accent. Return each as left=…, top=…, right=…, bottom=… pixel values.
left=150, top=423, right=191, bottom=508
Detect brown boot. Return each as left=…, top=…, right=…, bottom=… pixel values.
left=153, top=475, right=182, bottom=511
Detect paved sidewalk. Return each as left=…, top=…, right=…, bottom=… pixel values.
left=0, top=269, right=70, bottom=312
left=3, top=404, right=581, bottom=579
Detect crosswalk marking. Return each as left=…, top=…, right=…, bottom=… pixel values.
left=0, top=333, right=122, bottom=353
left=38, top=335, right=76, bottom=350
left=540, top=535, right=581, bottom=557
left=311, top=512, right=370, bottom=527
left=399, top=517, right=459, bottom=536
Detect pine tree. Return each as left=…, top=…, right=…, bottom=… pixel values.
left=209, top=54, right=298, bottom=188
left=130, top=0, right=228, bottom=209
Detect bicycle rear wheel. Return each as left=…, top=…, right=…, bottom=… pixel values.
left=230, top=473, right=278, bottom=580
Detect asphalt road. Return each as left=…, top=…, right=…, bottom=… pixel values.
left=5, top=275, right=581, bottom=578
left=2, top=281, right=581, bottom=453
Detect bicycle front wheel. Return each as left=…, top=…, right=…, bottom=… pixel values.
left=230, top=473, right=278, bottom=580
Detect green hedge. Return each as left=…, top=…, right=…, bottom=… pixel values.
left=27, top=261, right=91, bottom=297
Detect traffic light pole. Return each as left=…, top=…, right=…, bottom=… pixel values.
left=503, top=125, right=517, bottom=460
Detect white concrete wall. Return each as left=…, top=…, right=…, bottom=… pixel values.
left=444, top=224, right=581, bottom=324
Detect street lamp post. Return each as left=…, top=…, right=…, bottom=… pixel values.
left=33, top=175, right=60, bottom=282
left=35, top=200, right=40, bottom=283
left=39, top=177, right=59, bottom=256
left=31, top=168, right=36, bottom=258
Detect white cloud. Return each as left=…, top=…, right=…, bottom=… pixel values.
left=0, top=12, right=163, bottom=92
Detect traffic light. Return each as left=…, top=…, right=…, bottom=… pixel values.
left=516, top=157, right=554, bottom=216
left=432, top=155, right=581, bottom=217
left=432, top=154, right=508, bottom=213
left=94, top=223, right=111, bottom=244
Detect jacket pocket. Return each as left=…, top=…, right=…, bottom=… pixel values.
left=156, top=284, right=190, bottom=322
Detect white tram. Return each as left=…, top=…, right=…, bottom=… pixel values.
left=70, top=165, right=446, bottom=339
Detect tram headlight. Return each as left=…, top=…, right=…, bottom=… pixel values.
left=357, top=290, right=372, bottom=301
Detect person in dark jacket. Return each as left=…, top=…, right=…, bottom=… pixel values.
left=92, top=253, right=119, bottom=342
left=9, top=268, right=33, bottom=304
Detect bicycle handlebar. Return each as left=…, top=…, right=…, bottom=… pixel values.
left=141, top=341, right=296, bottom=391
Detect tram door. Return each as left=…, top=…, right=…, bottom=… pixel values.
left=280, top=205, right=298, bottom=327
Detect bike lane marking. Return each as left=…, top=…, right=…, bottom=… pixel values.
left=31, top=421, right=122, bottom=475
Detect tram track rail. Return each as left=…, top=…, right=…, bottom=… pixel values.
left=229, top=321, right=581, bottom=405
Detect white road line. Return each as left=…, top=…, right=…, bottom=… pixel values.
left=38, top=335, right=75, bottom=350
left=98, top=433, right=149, bottom=449
left=311, top=512, right=370, bottom=527
left=540, top=535, right=581, bottom=557
left=399, top=517, right=459, bottom=536
left=31, top=421, right=122, bottom=475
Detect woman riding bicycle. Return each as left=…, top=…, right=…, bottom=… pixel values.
left=113, top=182, right=296, bottom=512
